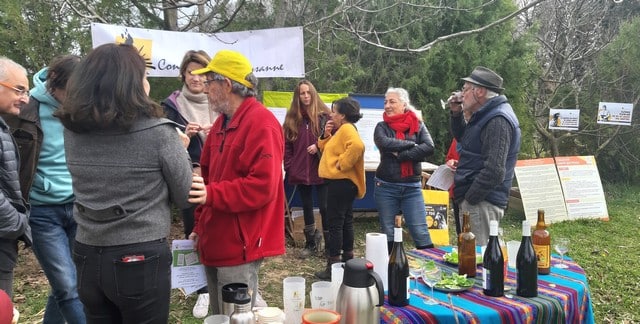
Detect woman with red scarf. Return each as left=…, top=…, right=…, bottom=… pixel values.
left=374, top=87, right=435, bottom=252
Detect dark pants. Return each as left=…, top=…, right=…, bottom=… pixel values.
left=297, top=183, right=328, bottom=229
left=181, top=206, right=207, bottom=294
left=73, top=239, right=171, bottom=324
left=0, top=238, right=18, bottom=298
left=326, top=179, right=357, bottom=257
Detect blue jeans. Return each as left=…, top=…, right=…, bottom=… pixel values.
left=73, top=239, right=171, bottom=324
left=374, top=179, right=433, bottom=248
left=30, top=204, right=86, bottom=324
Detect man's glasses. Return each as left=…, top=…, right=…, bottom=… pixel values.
left=461, top=86, right=475, bottom=93
left=0, top=81, right=29, bottom=98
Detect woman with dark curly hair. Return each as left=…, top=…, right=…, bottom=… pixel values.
left=314, top=97, right=366, bottom=279
left=56, top=43, right=201, bottom=323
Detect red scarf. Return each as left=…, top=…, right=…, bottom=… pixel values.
left=383, top=111, right=420, bottom=178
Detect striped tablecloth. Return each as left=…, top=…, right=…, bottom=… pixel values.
left=380, top=247, right=595, bottom=324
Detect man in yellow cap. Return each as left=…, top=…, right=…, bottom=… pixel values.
left=187, top=50, right=285, bottom=314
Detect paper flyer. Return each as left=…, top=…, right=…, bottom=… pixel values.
left=171, top=240, right=207, bottom=296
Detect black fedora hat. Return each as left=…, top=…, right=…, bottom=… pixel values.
left=461, top=66, right=504, bottom=93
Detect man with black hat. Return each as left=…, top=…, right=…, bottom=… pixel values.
left=447, top=66, right=521, bottom=245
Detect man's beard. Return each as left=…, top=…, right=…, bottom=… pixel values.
left=209, top=87, right=230, bottom=116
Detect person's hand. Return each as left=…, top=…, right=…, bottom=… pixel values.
left=447, top=91, right=463, bottom=114
left=446, top=159, right=458, bottom=170
left=188, top=232, right=200, bottom=254
left=176, top=128, right=190, bottom=148
left=189, top=174, right=207, bottom=205
left=307, top=144, right=318, bottom=155
left=324, top=120, right=335, bottom=138
left=200, top=124, right=212, bottom=137
left=185, top=122, right=202, bottom=138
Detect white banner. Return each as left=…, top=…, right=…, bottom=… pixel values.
left=91, top=23, right=305, bottom=78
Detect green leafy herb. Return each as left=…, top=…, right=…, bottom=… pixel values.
left=435, top=273, right=475, bottom=289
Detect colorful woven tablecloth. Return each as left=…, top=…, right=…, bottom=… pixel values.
left=380, top=247, right=595, bottom=324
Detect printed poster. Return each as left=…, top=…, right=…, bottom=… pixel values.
left=596, top=102, right=633, bottom=126
left=514, top=158, right=569, bottom=224
left=549, top=108, right=580, bottom=131
left=555, top=156, right=609, bottom=220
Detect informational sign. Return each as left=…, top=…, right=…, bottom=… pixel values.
left=91, top=23, right=305, bottom=78
left=549, top=108, right=580, bottom=131
left=422, top=189, right=450, bottom=246
left=555, top=156, right=609, bottom=220
left=596, top=102, right=633, bottom=126
left=514, top=156, right=608, bottom=223
left=514, top=158, right=569, bottom=223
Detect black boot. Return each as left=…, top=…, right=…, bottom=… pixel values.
left=315, top=255, right=341, bottom=280
left=299, top=225, right=319, bottom=259
left=341, top=250, right=354, bottom=262
left=322, top=230, right=330, bottom=257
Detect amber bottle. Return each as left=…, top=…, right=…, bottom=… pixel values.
left=458, top=212, right=476, bottom=278
left=532, top=209, right=550, bottom=275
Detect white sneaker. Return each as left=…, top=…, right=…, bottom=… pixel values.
left=192, top=293, right=210, bottom=318
left=254, top=291, right=268, bottom=307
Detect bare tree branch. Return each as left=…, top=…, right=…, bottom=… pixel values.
left=334, top=0, right=548, bottom=53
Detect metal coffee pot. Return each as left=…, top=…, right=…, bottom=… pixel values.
left=335, top=258, right=384, bottom=324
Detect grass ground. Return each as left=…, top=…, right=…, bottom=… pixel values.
left=12, top=183, right=640, bottom=323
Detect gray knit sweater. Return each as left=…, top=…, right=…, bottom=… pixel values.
left=64, top=117, right=193, bottom=246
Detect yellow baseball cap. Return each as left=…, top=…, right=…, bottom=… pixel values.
left=191, top=49, right=254, bottom=88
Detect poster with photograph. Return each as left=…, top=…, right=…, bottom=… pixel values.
left=596, top=102, right=633, bottom=126
left=549, top=108, right=580, bottom=131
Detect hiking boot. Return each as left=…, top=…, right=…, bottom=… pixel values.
left=315, top=255, right=341, bottom=280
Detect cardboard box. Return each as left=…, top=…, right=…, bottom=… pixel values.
left=288, top=207, right=323, bottom=247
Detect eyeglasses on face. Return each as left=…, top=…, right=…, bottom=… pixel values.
left=0, top=81, right=29, bottom=98
left=461, top=85, right=475, bottom=93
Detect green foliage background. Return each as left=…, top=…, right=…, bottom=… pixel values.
left=1, top=0, right=639, bottom=182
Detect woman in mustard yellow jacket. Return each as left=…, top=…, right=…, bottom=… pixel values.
left=315, top=97, right=365, bottom=279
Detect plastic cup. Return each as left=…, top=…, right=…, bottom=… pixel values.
left=283, top=276, right=306, bottom=324
left=330, top=263, right=344, bottom=303
left=204, top=314, right=230, bottom=324
left=507, top=241, right=520, bottom=268
left=310, top=281, right=334, bottom=310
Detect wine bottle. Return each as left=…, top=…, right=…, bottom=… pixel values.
left=458, top=212, right=476, bottom=278
left=532, top=209, right=551, bottom=275
left=516, top=220, right=538, bottom=297
left=482, top=220, right=504, bottom=296
left=388, top=215, right=409, bottom=306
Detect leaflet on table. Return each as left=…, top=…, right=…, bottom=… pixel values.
left=171, top=239, right=207, bottom=296
left=426, top=164, right=454, bottom=191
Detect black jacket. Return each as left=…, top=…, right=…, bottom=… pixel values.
left=374, top=120, right=434, bottom=183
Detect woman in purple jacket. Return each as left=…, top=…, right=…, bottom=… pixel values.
left=283, top=80, right=331, bottom=258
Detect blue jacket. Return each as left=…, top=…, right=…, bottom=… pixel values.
left=453, top=96, right=521, bottom=208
